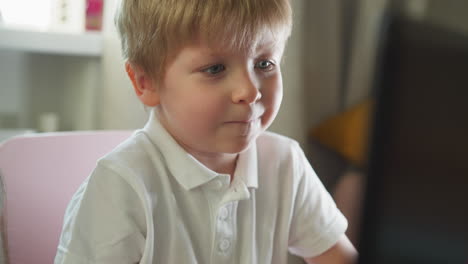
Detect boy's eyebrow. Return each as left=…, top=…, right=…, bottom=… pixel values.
left=191, top=45, right=228, bottom=58
left=255, top=42, right=277, bottom=52
left=190, top=39, right=284, bottom=60
left=254, top=41, right=286, bottom=57
left=255, top=34, right=288, bottom=52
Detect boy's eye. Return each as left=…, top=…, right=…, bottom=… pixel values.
left=255, top=60, right=275, bottom=71
left=202, top=64, right=226, bottom=75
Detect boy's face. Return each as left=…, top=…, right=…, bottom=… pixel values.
left=153, top=30, right=287, bottom=154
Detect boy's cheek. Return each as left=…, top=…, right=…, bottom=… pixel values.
left=261, top=82, right=283, bottom=106
left=175, top=103, right=225, bottom=127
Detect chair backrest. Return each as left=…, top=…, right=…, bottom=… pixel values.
left=0, top=131, right=133, bottom=264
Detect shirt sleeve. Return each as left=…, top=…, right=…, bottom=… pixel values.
left=287, top=142, right=348, bottom=258
left=55, top=164, right=146, bottom=264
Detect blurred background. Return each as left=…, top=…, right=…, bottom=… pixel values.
left=1, top=0, right=468, bottom=262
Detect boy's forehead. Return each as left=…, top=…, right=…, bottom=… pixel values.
left=196, top=28, right=289, bottom=56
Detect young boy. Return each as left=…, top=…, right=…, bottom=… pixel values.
left=55, top=0, right=357, bottom=263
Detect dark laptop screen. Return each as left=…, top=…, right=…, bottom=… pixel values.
left=358, top=13, right=468, bottom=264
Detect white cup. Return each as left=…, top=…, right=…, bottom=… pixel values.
left=38, top=112, right=59, bottom=132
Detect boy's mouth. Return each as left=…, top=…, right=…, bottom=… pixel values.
left=226, top=120, right=255, bottom=124
left=224, top=118, right=262, bottom=136
left=227, top=109, right=264, bottom=124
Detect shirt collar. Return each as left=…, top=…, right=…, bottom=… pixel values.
left=143, top=111, right=217, bottom=190
left=142, top=111, right=258, bottom=190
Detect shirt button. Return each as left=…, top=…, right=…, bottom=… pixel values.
left=212, top=180, right=223, bottom=190
left=219, top=207, right=229, bottom=220
left=219, top=239, right=231, bottom=252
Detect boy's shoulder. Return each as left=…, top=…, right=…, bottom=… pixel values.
left=256, top=130, right=301, bottom=152
left=258, top=130, right=297, bottom=142
left=100, top=130, right=148, bottom=157
left=96, top=130, right=158, bottom=177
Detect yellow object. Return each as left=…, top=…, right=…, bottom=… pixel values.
left=311, top=99, right=374, bottom=166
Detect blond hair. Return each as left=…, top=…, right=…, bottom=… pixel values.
left=115, top=0, right=292, bottom=80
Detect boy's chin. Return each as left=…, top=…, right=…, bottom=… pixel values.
left=219, top=137, right=256, bottom=154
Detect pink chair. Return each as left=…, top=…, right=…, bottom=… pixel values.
left=0, top=131, right=133, bottom=264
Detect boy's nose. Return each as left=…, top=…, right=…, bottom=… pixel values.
left=231, top=71, right=262, bottom=104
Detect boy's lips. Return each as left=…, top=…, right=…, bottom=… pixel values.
left=227, top=109, right=264, bottom=124
left=225, top=116, right=261, bottom=124
left=226, top=119, right=256, bottom=124
left=225, top=118, right=261, bottom=136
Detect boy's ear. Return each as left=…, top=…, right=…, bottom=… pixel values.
left=125, top=62, right=160, bottom=106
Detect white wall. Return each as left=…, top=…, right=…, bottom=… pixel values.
left=269, top=0, right=307, bottom=147
left=345, top=0, right=388, bottom=108
left=0, top=50, right=101, bottom=131
left=97, top=0, right=148, bottom=130
left=0, top=50, right=28, bottom=128
left=302, top=0, right=342, bottom=131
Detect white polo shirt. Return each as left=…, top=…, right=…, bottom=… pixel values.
left=55, top=114, right=347, bottom=264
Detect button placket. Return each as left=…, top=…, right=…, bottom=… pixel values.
left=209, top=178, right=241, bottom=260
left=219, top=206, right=229, bottom=221
left=214, top=202, right=236, bottom=257
left=218, top=238, right=231, bottom=252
